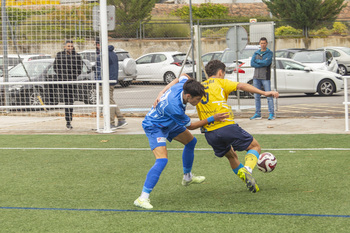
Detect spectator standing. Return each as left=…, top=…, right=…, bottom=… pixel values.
left=250, top=37, right=275, bottom=120
left=95, top=39, right=127, bottom=129
left=53, top=40, right=83, bottom=129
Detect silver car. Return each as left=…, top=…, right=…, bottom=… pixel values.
left=318, top=47, right=350, bottom=75
left=292, top=50, right=338, bottom=73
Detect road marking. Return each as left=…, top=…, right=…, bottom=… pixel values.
left=1, top=206, right=349, bottom=218
left=1, top=147, right=350, bottom=151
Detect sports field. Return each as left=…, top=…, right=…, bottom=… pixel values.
left=0, top=134, right=349, bottom=232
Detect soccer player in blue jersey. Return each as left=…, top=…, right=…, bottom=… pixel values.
left=196, top=60, right=279, bottom=193
left=134, top=75, right=229, bottom=209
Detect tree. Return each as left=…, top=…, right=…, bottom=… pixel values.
left=107, top=0, right=157, bottom=38
left=262, top=0, right=347, bottom=37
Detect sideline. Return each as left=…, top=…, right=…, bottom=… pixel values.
left=1, top=206, right=349, bottom=218
left=1, top=147, right=350, bottom=151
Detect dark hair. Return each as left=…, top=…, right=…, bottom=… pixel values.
left=259, top=37, right=268, bottom=43
left=65, top=40, right=73, bottom=44
left=205, top=60, right=226, bottom=77
left=183, top=79, right=205, bottom=97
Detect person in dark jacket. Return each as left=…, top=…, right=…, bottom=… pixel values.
left=53, top=40, right=83, bottom=129
left=95, top=38, right=127, bottom=129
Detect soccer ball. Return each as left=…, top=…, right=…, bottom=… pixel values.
left=257, top=152, right=277, bottom=173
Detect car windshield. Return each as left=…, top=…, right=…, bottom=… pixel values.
left=338, top=47, right=350, bottom=55
left=80, top=53, right=97, bottom=63
left=293, top=51, right=324, bottom=63
left=116, top=52, right=130, bottom=61
left=9, top=62, right=51, bottom=78
left=173, top=54, right=192, bottom=63
left=221, top=49, right=256, bottom=63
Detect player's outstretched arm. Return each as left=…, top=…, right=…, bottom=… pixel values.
left=187, top=112, right=229, bottom=130
left=237, top=83, right=279, bottom=98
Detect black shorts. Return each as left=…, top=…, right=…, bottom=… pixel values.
left=205, top=124, right=253, bottom=157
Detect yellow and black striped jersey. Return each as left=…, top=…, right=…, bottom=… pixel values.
left=196, top=78, right=239, bottom=132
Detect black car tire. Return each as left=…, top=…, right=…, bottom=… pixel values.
left=119, top=81, right=131, bottom=87
left=164, top=71, right=176, bottom=84
left=84, top=85, right=97, bottom=105
left=317, top=79, right=335, bottom=96
left=338, top=65, right=347, bottom=76
left=26, top=88, right=44, bottom=110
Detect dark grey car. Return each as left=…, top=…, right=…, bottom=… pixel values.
left=0, top=59, right=96, bottom=107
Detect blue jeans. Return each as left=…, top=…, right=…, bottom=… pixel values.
left=253, top=79, right=274, bottom=115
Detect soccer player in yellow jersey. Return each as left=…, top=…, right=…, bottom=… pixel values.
left=196, top=60, right=279, bottom=193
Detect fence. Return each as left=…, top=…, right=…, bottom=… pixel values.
left=1, top=2, right=349, bottom=133
left=0, top=1, right=108, bottom=133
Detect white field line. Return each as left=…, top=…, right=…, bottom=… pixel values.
left=0, top=147, right=350, bottom=151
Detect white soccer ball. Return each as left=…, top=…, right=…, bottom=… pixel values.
left=257, top=152, right=277, bottom=173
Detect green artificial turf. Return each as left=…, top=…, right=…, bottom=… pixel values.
left=0, top=134, right=349, bottom=232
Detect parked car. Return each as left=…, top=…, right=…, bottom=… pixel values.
left=292, top=50, right=338, bottom=73
left=275, top=48, right=307, bottom=59
left=220, top=45, right=260, bottom=68
left=201, top=51, right=223, bottom=66
left=78, top=49, right=137, bottom=87
left=0, top=54, right=52, bottom=73
left=317, top=47, right=350, bottom=75
left=225, top=57, right=343, bottom=97
left=135, top=51, right=194, bottom=84
left=0, top=59, right=96, bottom=107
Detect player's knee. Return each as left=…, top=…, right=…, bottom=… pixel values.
left=186, top=137, right=197, bottom=149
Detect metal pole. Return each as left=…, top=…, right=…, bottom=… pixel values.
left=189, top=0, right=195, bottom=79
left=2, top=0, right=9, bottom=109
left=235, top=26, right=241, bottom=112
left=99, top=0, right=112, bottom=133
left=344, top=77, right=349, bottom=131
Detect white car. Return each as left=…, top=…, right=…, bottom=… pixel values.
left=318, top=47, right=350, bottom=75
left=225, top=58, right=344, bottom=96
left=135, top=51, right=194, bottom=84
left=292, top=50, right=338, bottom=73
left=0, top=54, right=52, bottom=72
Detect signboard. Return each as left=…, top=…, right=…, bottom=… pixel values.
left=93, top=5, right=116, bottom=32
left=249, top=22, right=274, bottom=43
left=226, top=26, right=248, bottom=52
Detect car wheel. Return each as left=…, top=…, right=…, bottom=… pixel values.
left=123, top=58, right=137, bottom=76
left=84, top=85, right=97, bottom=104
left=317, top=79, right=335, bottom=96
left=26, top=88, right=44, bottom=110
left=119, top=81, right=131, bottom=87
left=164, top=71, right=176, bottom=84
left=338, top=65, right=347, bottom=76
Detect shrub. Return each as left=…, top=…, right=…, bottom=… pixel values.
left=275, top=26, right=302, bottom=36
left=310, top=27, right=332, bottom=37
left=172, top=3, right=229, bottom=19
left=143, top=16, right=190, bottom=38
left=332, top=22, right=348, bottom=35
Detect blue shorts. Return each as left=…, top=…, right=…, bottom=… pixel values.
left=204, top=124, right=253, bottom=157
left=143, top=124, right=187, bottom=150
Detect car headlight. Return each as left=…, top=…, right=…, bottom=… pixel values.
left=335, top=74, right=342, bottom=80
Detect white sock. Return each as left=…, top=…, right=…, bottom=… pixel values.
left=183, top=172, right=193, bottom=181
left=140, top=192, right=149, bottom=199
